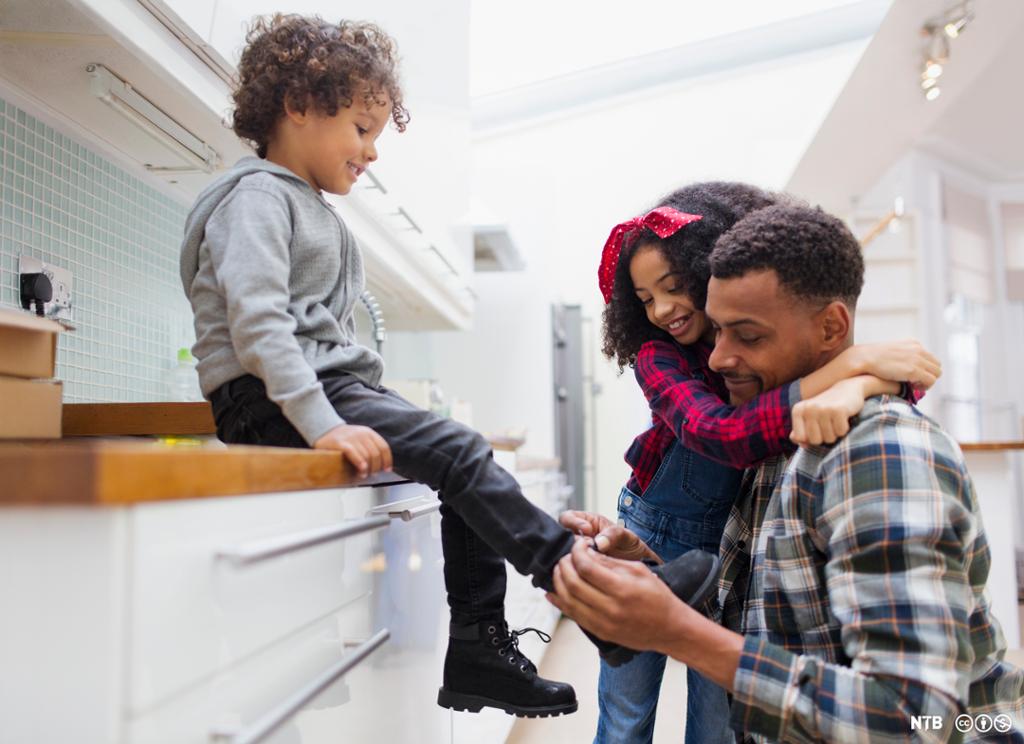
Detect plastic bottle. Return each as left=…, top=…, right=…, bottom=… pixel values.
left=164, top=347, right=203, bottom=402
left=429, top=380, right=450, bottom=418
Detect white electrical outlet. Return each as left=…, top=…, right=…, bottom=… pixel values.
left=18, top=256, right=74, bottom=322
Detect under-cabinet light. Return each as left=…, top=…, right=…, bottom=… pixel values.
left=86, top=63, right=220, bottom=173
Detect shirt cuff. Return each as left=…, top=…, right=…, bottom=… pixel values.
left=786, top=379, right=803, bottom=406
left=282, top=387, right=345, bottom=445
left=730, top=634, right=802, bottom=742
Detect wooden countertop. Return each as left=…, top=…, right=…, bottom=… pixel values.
left=959, top=441, right=1024, bottom=452
left=0, top=440, right=405, bottom=506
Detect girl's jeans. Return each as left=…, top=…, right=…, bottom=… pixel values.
left=595, top=440, right=741, bottom=744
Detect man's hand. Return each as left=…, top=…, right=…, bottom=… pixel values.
left=313, top=424, right=392, bottom=477
left=547, top=540, right=745, bottom=692
left=849, top=339, right=942, bottom=391
left=559, top=510, right=662, bottom=563
left=547, top=539, right=685, bottom=653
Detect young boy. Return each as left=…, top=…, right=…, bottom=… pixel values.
left=179, top=14, right=715, bottom=717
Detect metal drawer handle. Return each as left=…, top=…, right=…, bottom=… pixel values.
left=210, top=628, right=390, bottom=744
left=215, top=515, right=391, bottom=567
left=369, top=496, right=441, bottom=522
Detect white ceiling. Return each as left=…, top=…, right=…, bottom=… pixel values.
left=919, top=36, right=1024, bottom=181
left=468, top=0, right=880, bottom=97
left=787, top=0, right=1024, bottom=211
left=471, top=0, right=889, bottom=132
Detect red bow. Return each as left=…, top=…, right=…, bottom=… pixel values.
left=598, top=207, right=702, bottom=303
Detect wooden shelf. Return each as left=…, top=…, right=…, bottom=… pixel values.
left=62, top=402, right=217, bottom=437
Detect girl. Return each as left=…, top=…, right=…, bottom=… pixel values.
left=572, top=182, right=938, bottom=744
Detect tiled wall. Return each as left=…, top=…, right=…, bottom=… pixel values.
left=0, top=96, right=195, bottom=402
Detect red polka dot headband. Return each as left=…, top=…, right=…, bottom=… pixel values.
left=598, top=207, right=703, bottom=303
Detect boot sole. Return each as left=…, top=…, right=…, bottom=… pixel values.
left=437, top=688, right=578, bottom=718
left=602, top=553, right=722, bottom=668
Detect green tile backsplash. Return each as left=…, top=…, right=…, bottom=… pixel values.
left=0, top=96, right=195, bottom=402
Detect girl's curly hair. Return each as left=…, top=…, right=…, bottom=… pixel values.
left=601, top=182, right=778, bottom=371
left=233, top=14, right=411, bottom=157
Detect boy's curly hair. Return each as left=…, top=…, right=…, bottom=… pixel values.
left=601, top=182, right=778, bottom=371
left=233, top=14, right=411, bottom=157
left=710, top=202, right=864, bottom=310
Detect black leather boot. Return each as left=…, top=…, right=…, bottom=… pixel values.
left=587, top=548, right=721, bottom=667
left=436, top=620, right=578, bottom=717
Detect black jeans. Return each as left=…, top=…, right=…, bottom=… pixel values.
left=209, top=371, right=575, bottom=625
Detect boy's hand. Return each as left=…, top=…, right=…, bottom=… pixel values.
left=313, top=424, right=393, bottom=477
left=850, top=339, right=942, bottom=390
left=559, top=509, right=614, bottom=537
left=559, top=510, right=662, bottom=564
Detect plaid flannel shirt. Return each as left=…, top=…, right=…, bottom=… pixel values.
left=717, top=395, right=1024, bottom=743
left=626, top=339, right=798, bottom=493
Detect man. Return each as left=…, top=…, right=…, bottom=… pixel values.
left=551, top=202, right=1024, bottom=742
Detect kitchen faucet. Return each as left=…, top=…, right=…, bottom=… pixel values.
left=359, top=290, right=386, bottom=355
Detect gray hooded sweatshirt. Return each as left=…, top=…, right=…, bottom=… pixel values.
left=180, top=157, right=383, bottom=445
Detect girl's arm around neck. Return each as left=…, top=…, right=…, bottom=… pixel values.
left=635, top=340, right=795, bottom=468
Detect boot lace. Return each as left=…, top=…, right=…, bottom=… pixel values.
left=497, top=626, right=551, bottom=672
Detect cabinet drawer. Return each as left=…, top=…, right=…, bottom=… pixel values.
left=128, top=488, right=384, bottom=712
left=126, top=595, right=389, bottom=744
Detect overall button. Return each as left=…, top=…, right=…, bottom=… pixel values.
left=623, top=495, right=633, bottom=507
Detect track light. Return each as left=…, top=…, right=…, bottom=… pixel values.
left=943, top=3, right=973, bottom=38
left=919, top=3, right=972, bottom=103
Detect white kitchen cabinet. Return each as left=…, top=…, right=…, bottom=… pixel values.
left=126, top=505, right=455, bottom=744
left=0, top=468, right=564, bottom=744
left=344, top=1, right=474, bottom=280
left=0, top=484, right=435, bottom=744
left=126, top=598, right=384, bottom=744
left=140, top=0, right=217, bottom=46
left=207, top=0, right=248, bottom=68
left=0, top=507, right=128, bottom=744
left=127, top=488, right=379, bottom=711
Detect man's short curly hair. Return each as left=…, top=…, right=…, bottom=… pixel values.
left=710, top=203, right=864, bottom=310
left=233, top=14, right=411, bottom=157
left=601, top=182, right=778, bottom=371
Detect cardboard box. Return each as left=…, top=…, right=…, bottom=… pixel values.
left=0, top=376, right=62, bottom=438
left=0, top=309, right=63, bottom=380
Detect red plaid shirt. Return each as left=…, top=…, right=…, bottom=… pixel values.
left=625, top=339, right=797, bottom=493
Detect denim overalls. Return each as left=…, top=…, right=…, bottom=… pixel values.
left=595, top=439, right=742, bottom=744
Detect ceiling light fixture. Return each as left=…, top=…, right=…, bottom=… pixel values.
left=919, top=3, right=972, bottom=102
left=943, top=2, right=974, bottom=38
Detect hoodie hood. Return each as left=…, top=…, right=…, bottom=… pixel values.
left=179, top=156, right=311, bottom=294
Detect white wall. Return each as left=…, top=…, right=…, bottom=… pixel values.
left=854, top=151, right=1024, bottom=440
left=389, top=40, right=870, bottom=515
